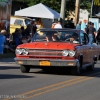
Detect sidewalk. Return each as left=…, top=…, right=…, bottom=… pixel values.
left=0, top=58, right=15, bottom=64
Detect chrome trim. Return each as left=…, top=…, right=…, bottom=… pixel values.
left=14, top=58, right=78, bottom=62
left=28, top=49, right=62, bottom=57
left=29, top=49, right=62, bottom=52
left=14, top=58, right=78, bottom=67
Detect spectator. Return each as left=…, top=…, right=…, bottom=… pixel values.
left=20, top=26, right=25, bottom=37
left=92, top=23, right=97, bottom=37
left=24, top=24, right=31, bottom=37
left=69, top=18, right=75, bottom=28
left=76, top=21, right=82, bottom=30
left=36, top=18, right=44, bottom=28
left=70, top=18, right=74, bottom=23
left=30, top=20, right=37, bottom=37
left=54, top=21, right=62, bottom=28
left=81, top=20, right=87, bottom=33
left=51, top=22, right=56, bottom=28
left=96, top=28, right=100, bottom=44
left=88, top=22, right=96, bottom=44
left=0, top=30, right=6, bottom=54
left=86, top=21, right=91, bottom=34
left=13, top=28, right=21, bottom=47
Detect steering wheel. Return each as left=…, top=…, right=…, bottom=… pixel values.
left=65, top=38, right=70, bottom=41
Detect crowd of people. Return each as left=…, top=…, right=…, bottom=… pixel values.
left=0, top=19, right=37, bottom=53
left=76, top=20, right=100, bottom=44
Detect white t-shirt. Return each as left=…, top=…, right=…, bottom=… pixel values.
left=54, top=23, right=62, bottom=28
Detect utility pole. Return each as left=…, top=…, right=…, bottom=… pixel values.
left=60, top=0, right=66, bottom=28
left=75, top=0, right=80, bottom=26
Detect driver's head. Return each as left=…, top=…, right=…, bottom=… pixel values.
left=72, top=33, right=78, bottom=40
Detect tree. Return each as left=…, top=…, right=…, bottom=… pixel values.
left=14, top=0, right=92, bottom=17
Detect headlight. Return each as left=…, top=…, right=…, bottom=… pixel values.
left=68, top=50, right=75, bottom=57
left=22, top=49, right=29, bottom=55
left=62, top=50, right=68, bottom=56
left=16, top=49, right=22, bottom=55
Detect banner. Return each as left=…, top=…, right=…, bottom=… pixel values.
left=92, top=0, right=100, bottom=16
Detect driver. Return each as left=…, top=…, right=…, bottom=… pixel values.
left=70, top=33, right=79, bottom=43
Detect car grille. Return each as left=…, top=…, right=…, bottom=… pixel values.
left=28, top=49, right=62, bottom=57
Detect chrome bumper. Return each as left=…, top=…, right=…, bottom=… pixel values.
left=14, top=58, right=78, bottom=67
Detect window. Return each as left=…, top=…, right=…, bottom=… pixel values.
left=14, top=19, right=24, bottom=26
left=32, top=30, right=80, bottom=43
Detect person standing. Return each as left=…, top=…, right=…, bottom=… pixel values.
left=96, top=28, right=100, bottom=44
left=88, top=22, right=96, bottom=44
left=51, top=22, right=56, bottom=28
left=76, top=21, right=82, bottom=30
left=81, top=20, right=87, bottom=33
left=30, top=20, right=37, bottom=38
left=0, top=30, right=6, bottom=54
left=86, top=21, right=91, bottom=34
left=54, top=21, right=62, bottom=28
left=36, top=18, right=44, bottom=28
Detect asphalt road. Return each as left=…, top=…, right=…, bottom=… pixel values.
left=0, top=58, right=100, bottom=100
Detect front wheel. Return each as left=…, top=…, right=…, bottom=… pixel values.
left=20, top=65, right=30, bottom=73
left=71, top=61, right=80, bottom=75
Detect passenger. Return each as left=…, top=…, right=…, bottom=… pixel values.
left=52, top=34, right=59, bottom=41
left=46, top=34, right=52, bottom=42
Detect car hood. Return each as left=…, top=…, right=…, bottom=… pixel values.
left=17, top=42, right=80, bottom=50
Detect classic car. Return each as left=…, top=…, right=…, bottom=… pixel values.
left=14, top=28, right=100, bottom=75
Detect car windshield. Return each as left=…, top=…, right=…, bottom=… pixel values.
left=32, top=30, right=80, bottom=43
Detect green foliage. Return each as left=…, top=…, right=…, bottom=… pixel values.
left=15, top=0, right=92, bottom=17
left=80, top=0, right=92, bottom=12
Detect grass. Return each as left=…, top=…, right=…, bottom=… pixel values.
left=0, top=52, right=15, bottom=59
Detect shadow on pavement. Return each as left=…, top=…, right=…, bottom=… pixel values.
left=0, top=66, right=19, bottom=70
left=0, top=74, right=34, bottom=79
left=30, top=67, right=100, bottom=77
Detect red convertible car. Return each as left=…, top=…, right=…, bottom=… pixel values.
left=14, top=28, right=100, bottom=75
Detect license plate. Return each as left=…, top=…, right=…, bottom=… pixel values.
left=18, top=61, right=23, bottom=64
left=40, top=61, right=50, bottom=66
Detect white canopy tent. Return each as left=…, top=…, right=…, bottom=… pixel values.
left=15, top=3, right=60, bottom=19
left=95, top=12, right=100, bottom=17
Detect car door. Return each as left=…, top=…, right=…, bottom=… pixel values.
left=90, top=42, right=99, bottom=61
left=79, top=32, right=92, bottom=64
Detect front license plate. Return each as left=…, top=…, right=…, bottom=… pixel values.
left=18, top=61, right=23, bottom=64
left=40, top=61, right=50, bottom=66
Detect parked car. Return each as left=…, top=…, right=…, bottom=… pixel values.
left=10, top=16, right=32, bottom=34
left=14, top=28, right=100, bottom=75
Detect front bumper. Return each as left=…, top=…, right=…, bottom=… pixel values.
left=14, top=58, right=78, bottom=67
